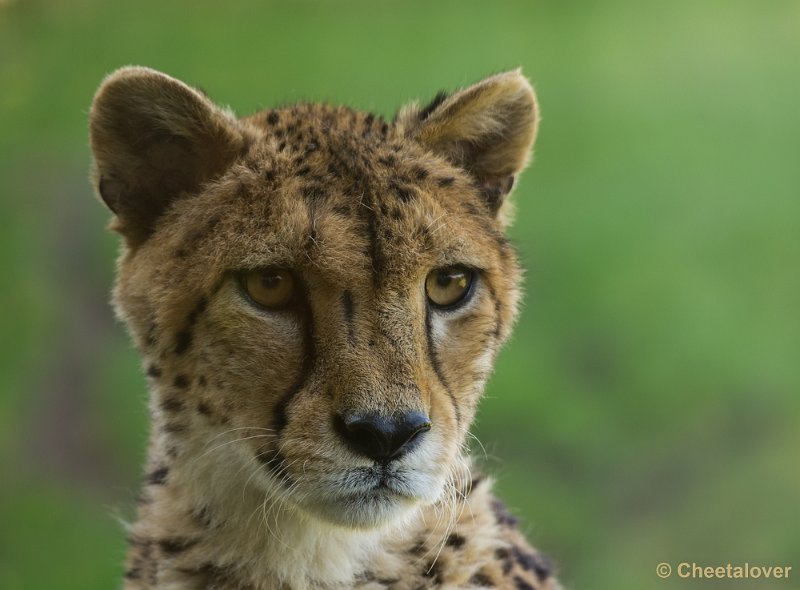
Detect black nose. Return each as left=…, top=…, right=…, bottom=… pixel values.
left=335, top=411, right=431, bottom=462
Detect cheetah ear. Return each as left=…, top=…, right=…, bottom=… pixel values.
left=397, top=70, right=539, bottom=217
left=89, top=66, right=245, bottom=246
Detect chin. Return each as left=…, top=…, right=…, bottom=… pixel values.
left=300, top=490, right=414, bottom=529
left=299, top=472, right=446, bottom=529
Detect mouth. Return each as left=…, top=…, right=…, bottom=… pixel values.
left=339, top=463, right=419, bottom=496
left=296, top=464, right=426, bottom=528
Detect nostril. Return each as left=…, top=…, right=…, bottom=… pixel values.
left=348, top=418, right=392, bottom=457
left=399, top=412, right=431, bottom=449
left=334, top=411, right=431, bottom=462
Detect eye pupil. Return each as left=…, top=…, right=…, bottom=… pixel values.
left=261, top=275, right=281, bottom=289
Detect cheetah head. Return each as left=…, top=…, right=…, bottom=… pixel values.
left=90, top=67, right=538, bottom=528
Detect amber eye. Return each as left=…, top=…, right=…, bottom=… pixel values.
left=425, top=266, right=475, bottom=308
left=242, top=269, right=296, bottom=310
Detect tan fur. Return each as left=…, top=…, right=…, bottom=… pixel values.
left=89, top=66, right=559, bottom=590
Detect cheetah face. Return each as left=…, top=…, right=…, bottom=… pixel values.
left=90, top=67, right=538, bottom=528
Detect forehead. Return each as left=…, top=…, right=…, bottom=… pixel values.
left=171, top=104, right=503, bottom=287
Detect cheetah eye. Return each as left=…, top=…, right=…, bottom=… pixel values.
left=425, top=266, right=475, bottom=309
left=241, top=268, right=296, bottom=310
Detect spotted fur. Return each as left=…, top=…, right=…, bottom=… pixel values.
left=89, top=66, right=559, bottom=590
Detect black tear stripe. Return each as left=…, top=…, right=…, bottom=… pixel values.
left=266, top=304, right=315, bottom=483
left=342, top=290, right=356, bottom=344
left=425, top=306, right=461, bottom=426
left=271, top=308, right=315, bottom=434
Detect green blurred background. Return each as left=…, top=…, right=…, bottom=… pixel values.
left=1, top=0, right=798, bottom=588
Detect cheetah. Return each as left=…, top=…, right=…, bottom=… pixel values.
left=89, top=66, right=559, bottom=590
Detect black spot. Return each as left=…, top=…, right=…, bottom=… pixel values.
left=362, top=113, right=375, bottom=136
left=437, top=176, right=456, bottom=188
left=164, top=422, right=187, bottom=434
left=301, top=184, right=326, bottom=201
left=409, top=539, right=427, bottom=555
left=412, top=166, right=429, bottom=181
left=422, top=560, right=443, bottom=583
left=174, top=330, right=193, bottom=355
left=187, top=297, right=208, bottom=326
left=146, top=365, right=162, bottom=378
left=158, top=537, right=199, bottom=555
left=161, top=397, right=184, bottom=412
left=528, top=553, right=553, bottom=581
left=191, top=506, right=213, bottom=528
left=446, top=533, right=466, bottom=549
left=486, top=282, right=503, bottom=339
left=491, top=499, right=519, bottom=528
left=173, top=374, right=190, bottom=388
left=333, top=204, right=351, bottom=216
left=513, top=546, right=538, bottom=572
left=513, top=576, right=535, bottom=590
left=176, top=562, right=231, bottom=584
left=123, top=568, right=141, bottom=580
left=296, top=165, right=311, bottom=177
left=147, top=466, right=169, bottom=485
left=244, top=157, right=260, bottom=173
left=419, top=90, right=449, bottom=121
left=390, top=180, right=415, bottom=203
left=469, top=571, right=495, bottom=587
left=278, top=140, right=286, bottom=151
left=467, top=474, right=484, bottom=494
left=145, top=322, right=158, bottom=347
left=378, top=155, right=397, bottom=167
left=266, top=112, right=279, bottom=126
left=464, top=201, right=482, bottom=217
left=380, top=122, right=389, bottom=136
left=198, top=375, right=207, bottom=387
left=197, top=402, right=212, bottom=416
